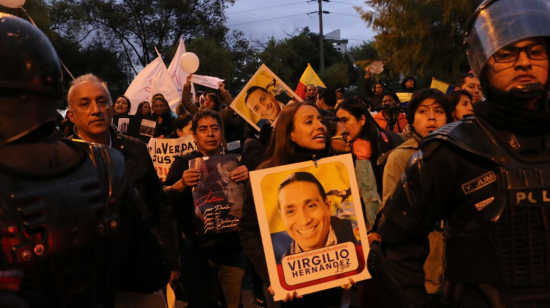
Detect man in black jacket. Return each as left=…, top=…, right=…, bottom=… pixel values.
left=370, top=0, right=550, bottom=307
left=67, top=73, right=177, bottom=306
left=164, top=110, right=249, bottom=308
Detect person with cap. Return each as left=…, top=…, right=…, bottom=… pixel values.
left=368, top=0, right=550, bottom=307
left=336, top=88, right=345, bottom=100
left=0, top=13, right=153, bottom=307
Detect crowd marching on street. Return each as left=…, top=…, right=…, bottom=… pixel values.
left=2, top=0, right=550, bottom=307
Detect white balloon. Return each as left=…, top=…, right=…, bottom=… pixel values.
left=0, top=0, right=25, bottom=8
left=179, top=52, right=200, bottom=74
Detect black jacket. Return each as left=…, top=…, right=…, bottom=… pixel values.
left=71, top=127, right=179, bottom=271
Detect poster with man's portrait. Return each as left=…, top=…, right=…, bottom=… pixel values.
left=250, top=154, right=370, bottom=301
left=230, top=64, right=303, bottom=131
left=189, top=154, right=245, bottom=236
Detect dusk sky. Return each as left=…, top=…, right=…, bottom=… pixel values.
left=225, top=0, right=376, bottom=47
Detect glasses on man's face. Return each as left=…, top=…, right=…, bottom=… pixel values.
left=493, top=43, right=548, bottom=63
left=331, top=131, right=349, bottom=141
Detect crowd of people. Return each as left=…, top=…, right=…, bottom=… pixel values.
left=2, top=0, right=550, bottom=307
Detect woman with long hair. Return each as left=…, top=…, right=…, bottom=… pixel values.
left=151, top=93, right=174, bottom=138
left=170, top=114, right=193, bottom=138
left=136, top=101, right=151, bottom=117
left=336, top=98, right=403, bottom=191
left=241, top=102, right=345, bottom=307
left=114, top=95, right=131, bottom=116
left=336, top=98, right=403, bottom=308
left=179, top=75, right=246, bottom=143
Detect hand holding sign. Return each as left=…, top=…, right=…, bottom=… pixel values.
left=179, top=52, right=200, bottom=74
left=182, top=168, right=201, bottom=188
left=230, top=165, right=249, bottom=183
left=0, top=0, right=25, bottom=8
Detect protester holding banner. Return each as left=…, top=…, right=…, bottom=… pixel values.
left=151, top=93, right=175, bottom=138
left=163, top=110, right=249, bottom=308
left=240, top=102, right=349, bottom=307
left=66, top=73, right=178, bottom=306
left=180, top=75, right=246, bottom=143
left=113, top=95, right=132, bottom=134
left=125, top=100, right=155, bottom=143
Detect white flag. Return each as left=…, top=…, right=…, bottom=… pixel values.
left=190, top=74, right=224, bottom=89
left=167, top=37, right=195, bottom=98
left=125, top=56, right=180, bottom=114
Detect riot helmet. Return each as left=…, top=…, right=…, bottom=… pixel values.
left=464, top=0, right=550, bottom=77
left=0, top=13, right=63, bottom=144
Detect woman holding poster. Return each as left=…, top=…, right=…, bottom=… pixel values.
left=240, top=102, right=349, bottom=307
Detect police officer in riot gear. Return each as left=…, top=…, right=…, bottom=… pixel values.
left=369, top=0, right=550, bottom=307
left=0, top=13, right=141, bottom=307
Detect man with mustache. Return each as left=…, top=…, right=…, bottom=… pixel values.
left=369, top=0, right=550, bottom=307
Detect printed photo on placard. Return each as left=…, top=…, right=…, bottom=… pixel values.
left=140, top=119, right=156, bottom=137
left=249, top=154, right=370, bottom=301
left=230, top=64, right=302, bottom=131
left=117, top=117, right=130, bottom=134
left=189, top=154, right=245, bottom=235
left=147, top=135, right=198, bottom=182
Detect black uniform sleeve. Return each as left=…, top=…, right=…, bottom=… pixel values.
left=375, top=145, right=455, bottom=307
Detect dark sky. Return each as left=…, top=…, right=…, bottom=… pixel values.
left=225, top=0, right=375, bottom=47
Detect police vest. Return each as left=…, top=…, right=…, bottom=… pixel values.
left=0, top=141, right=126, bottom=307
left=425, top=117, right=550, bottom=292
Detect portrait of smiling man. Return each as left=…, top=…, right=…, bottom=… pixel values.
left=245, top=86, right=285, bottom=123
left=278, top=172, right=356, bottom=256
